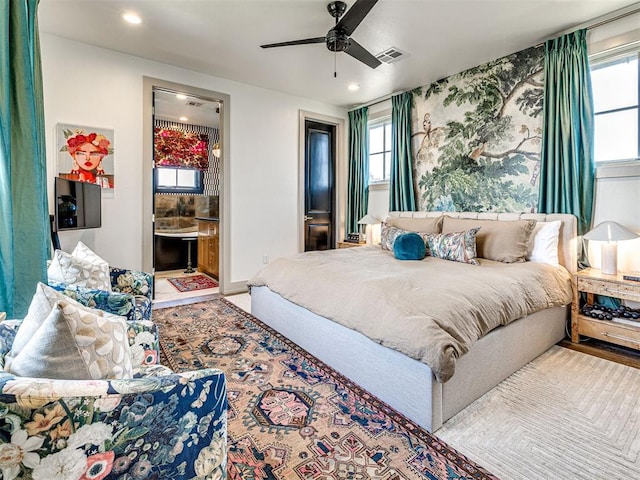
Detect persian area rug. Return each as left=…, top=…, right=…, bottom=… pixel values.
left=438, top=345, right=640, bottom=480
left=153, top=297, right=498, bottom=480
left=167, top=274, right=218, bottom=292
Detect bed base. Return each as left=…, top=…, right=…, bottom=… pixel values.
left=251, top=285, right=568, bottom=432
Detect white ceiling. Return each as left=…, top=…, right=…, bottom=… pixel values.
left=38, top=0, right=639, bottom=108
left=154, top=90, right=221, bottom=128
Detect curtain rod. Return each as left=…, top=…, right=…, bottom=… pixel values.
left=351, top=90, right=406, bottom=111
left=536, top=4, right=640, bottom=47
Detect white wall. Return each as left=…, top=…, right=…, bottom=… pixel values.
left=41, top=34, right=347, bottom=284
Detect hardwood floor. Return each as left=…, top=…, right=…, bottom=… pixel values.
left=559, top=337, right=640, bottom=369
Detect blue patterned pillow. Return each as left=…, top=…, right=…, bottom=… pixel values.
left=393, top=233, right=427, bottom=260
left=426, top=228, right=481, bottom=265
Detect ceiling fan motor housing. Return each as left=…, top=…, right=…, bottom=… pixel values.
left=326, top=29, right=350, bottom=52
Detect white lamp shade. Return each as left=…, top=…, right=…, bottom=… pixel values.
left=584, top=221, right=639, bottom=242
left=357, top=214, right=379, bottom=225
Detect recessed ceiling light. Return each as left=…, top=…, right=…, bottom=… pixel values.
left=176, top=94, right=187, bottom=100
left=179, top=116, right=188, bottom=122
left=348, top=83, right=360, bottom=91
left=122, top=12, right=142, bottom=25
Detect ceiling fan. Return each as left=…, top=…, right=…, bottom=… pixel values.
left=260, top=0, right=381, bottom=70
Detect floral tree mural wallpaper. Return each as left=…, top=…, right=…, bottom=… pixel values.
left=411, top=46, right=544, bottom=212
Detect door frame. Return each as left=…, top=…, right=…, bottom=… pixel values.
left=142, top=77, right=235, bottom=294
left=298, top=111, right=346, bottom=252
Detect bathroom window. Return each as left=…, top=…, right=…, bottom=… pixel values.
left=155, top=167, right=204, bottom=194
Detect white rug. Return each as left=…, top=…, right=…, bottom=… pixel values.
left=437, top=346, right=640, bottom=480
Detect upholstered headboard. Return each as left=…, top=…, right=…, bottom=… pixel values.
left=387, top=211, right=578, bottom=273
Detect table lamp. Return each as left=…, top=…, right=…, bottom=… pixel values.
left=357, top=214, right=380, bottom=244
left=583, top=221, right=639, bottom=275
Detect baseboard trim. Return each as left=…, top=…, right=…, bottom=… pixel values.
left=220, top=280, right=248, bottom=296
left=152, top=293, right=220, bottom=310
left=559, top=338, right=640, bottom=369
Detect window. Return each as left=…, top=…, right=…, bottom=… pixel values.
left=154, top=167, right=204, bottom=194
left=591, top=50, right=639, bottom=163
left=369, top=117, right=392, bottom=183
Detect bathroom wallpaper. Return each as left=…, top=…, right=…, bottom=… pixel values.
left=154, top=119, right=220, bottom=195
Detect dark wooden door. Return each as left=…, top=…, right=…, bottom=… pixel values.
left=304, top=120, right=336, bottom=251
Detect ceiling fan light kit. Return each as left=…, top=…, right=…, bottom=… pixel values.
left=260, top=0, right=381, bottom=70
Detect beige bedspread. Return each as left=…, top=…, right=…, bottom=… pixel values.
left=248, top=246, right=572, bottom=382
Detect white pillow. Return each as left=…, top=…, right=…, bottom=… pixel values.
left=527, top=221, right=561, bottom=265
left=72, top=241, right=108, bottom=266
left=47, top=242, right=111, bottom=291
left=5, top=282, right=106, bottom=367
left=5, top=300, right=132, bottom=380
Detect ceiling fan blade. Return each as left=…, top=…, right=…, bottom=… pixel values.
left=335, top=0, right=379, bottom=36
left=345, top=38, right=381, bottom=69
left=261, top=37, right=326, bottom=49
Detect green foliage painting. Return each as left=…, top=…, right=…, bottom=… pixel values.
left=411, top=46, right=544, bottom=212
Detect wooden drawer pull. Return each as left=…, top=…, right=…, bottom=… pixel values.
left=600, top=288, right=640, bottom=299
left=603, top=332, right=640, bottom=344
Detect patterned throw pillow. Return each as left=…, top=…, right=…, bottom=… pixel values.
left=4, top=282, right=106, bottom=367
left=72, top=241, right=109, bottom=268
left=381, top=223, right=430, bottom=253
left=5, top=300, right=132, bottom=380
left=48, top=247, right=112, bottom=291
left=442, top=217, right=536, bottom=263
left=426, top=228, right=481, bottom=265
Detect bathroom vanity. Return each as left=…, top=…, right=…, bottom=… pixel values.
left=197, top=217, right=219, bottom=279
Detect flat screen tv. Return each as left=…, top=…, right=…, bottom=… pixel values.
left=55, top=177, right=102, bottom=230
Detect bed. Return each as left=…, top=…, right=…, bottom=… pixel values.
left=249, top=212, right=577, bottom=432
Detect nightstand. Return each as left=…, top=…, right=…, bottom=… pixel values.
left=571, top=268, right=640, bottom=350
left=337, top=241, right=366, bottom=249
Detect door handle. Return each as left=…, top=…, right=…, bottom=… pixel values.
left=304, top=215, right=313, bottom=221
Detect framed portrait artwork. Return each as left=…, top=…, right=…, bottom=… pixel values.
left=56, top=124, right=115, bottom=193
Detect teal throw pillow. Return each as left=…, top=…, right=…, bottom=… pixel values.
left=393, top=232, right=427, bottom=260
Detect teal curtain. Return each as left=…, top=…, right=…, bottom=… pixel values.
left=346, top=107, right=369, bottom=233
left=539, top=29, right=595, bottom=237
left=389, top=92, right=416, bottom=211
left=0, top=0, right=49, bottom=317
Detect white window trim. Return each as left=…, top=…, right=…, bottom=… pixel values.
left=590, top=43, right=640, bottom=179
left=596, top=159, right=640, bottom=179
left=368, top=109, right=392, bottom=185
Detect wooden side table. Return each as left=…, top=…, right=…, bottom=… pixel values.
left=571, top=268, right=640, bottom=350
left=337, top=241, right=366, bottom=249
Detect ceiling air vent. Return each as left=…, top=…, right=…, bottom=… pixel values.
left=375, top=47, right=405, bottom=64
left=185, top=100, right=204, bottom=107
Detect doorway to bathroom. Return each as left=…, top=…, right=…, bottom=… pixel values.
left=142, top=78, right=230, bottom=306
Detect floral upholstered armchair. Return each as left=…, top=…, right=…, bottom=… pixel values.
left=0, top=320, right=227, bottom=480
left=48, top=266, right=153, bottom=322
left=49, top=267, right=158, bottom=368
